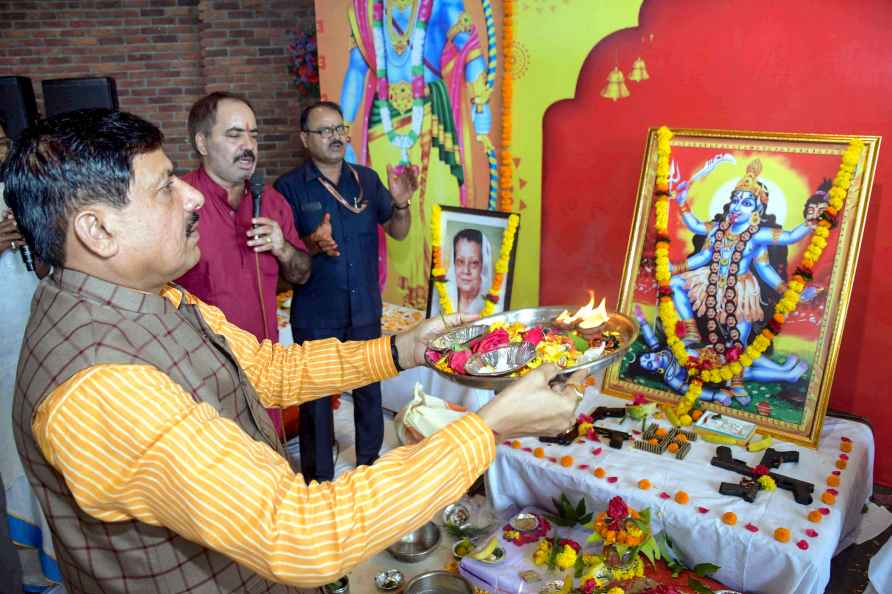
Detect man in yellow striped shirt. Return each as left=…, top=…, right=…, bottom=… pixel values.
left=3, top=108, right=578, bottom=594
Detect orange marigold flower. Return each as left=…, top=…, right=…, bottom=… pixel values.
left=836, top=459, right=848, bottom=470
left=826, top=475, right=840, bottom=487
left=511, top=440, right=522, bottom=449
left=774, top=527, right=791, bottom=543
left=594, top=467, right=606, bottom=478
left=675, top=434, right=688, bottom=442
left=691, top=410, right=703, bottom=421
left=821, top=491, right=836, bottom=505
left=675, top=491, right=689, bottom=504
left=722, top=512, right=737, bottom=525
left=533, top=447, right=545, bottom=458
left=807, top=510, right=823, bottom=523
left=840, top=442, right=853, bottom=453
left=560, top=455, right=574, bottom=468
left=638, top=479, right=651, bottom=490
left=655, top=427, right=669, bottom=437
left=585, top=376, right=595, bottom=386
left=648, top=438, right=660, bottom=445
left=629, top=508, right=640, bottom=520
left=667, top=443, right=680, bottom=453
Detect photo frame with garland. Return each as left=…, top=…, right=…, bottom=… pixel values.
left=602, top=127, right=879, bottom=447
left=426, top=205, right=520, bottom=319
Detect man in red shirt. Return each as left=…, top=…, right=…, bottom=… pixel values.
left=177, top=92, right=321, bottom=437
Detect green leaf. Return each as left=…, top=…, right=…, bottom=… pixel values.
left=575, top=497, right=586, bottom=518
left=587, top=532, right=602, bottom=544
left=694, top=563, right=721, bottom=577
left=579, top=512, right=593, bottom=525
left=687, top=577, right=716, bottom=594
left=574, top=553, right=586, bottom=578
left=551, top=497, right=562, bottom=515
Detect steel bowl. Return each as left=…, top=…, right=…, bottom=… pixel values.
left=425, top=306, right=639, bottom=390
left=403, top=570, right=474, bottom=594
left=374, top=569, right=404, bottom=591
left=386, top=522, right=441, bottom=563
left=465, top=341, right=537, bottom=376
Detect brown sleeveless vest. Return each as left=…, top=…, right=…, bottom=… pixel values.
left=13, top=269, right=318, bottom=594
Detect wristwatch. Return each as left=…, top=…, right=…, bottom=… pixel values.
left=393, top=199, right=411, bottom=210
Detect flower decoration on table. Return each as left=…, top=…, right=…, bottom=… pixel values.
left=548, top=494, right=594, bottom=528
left=286, top=28, right=320, bottom=97
left=651, top=126, right=865, bottom=420
left=586, top=497, right=660, bottom=573
left=426, top=291, right=620, bottom=377
left=429, top=204, right=520, bottom=316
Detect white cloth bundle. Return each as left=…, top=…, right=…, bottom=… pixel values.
left=394, top=382, right=468, bottom=444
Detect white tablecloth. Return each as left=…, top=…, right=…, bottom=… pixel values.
left=485, top=388, right=875, bottom=594
left=869, top=536, right=892, bottom=594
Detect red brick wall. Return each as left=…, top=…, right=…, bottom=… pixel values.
left=0, top=0, right=316, bottom=179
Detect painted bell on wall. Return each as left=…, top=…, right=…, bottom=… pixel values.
left=628, top=57, right=650, bottom=82
left=600, top=67, right=630, bottom=101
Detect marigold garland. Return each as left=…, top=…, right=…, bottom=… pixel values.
left=430, top=204, right=519, bottom=316
left=651, top=126, right=864, bottom=420
left=497, top=0, right=514, bottom=212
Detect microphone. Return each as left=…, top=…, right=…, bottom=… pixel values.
left=19, top=242, right=35, bottom=272
left=250, top=173, right=264, bottom=221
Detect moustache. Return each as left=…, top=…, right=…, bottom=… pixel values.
left=234, top=150, right=256, bottom=164
left=186, top=213, right=200, bottom=238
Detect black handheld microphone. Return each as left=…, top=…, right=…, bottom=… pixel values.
left=250, top=172, right=264, bottom=221
left=19, top=241, right=35, bottom=272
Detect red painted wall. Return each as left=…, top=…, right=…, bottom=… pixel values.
left=540, top=1, right=892, bottom=484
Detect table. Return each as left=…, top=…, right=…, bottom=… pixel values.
left=867, top=535, right=892, bottom=594
left=485, top=384, right=875, bottom=594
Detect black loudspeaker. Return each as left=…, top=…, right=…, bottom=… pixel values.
left=0, top=76, right=39, bottom=140
left=42, top=76, right=118, bottom=117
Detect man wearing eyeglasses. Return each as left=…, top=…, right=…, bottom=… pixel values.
left=274, top=100, right=418, bottom=482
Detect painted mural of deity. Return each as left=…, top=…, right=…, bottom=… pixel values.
left=340, top=0, right=495, bottom=309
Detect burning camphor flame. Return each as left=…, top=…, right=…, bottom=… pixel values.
left=554, top=290, right=609, bottom=329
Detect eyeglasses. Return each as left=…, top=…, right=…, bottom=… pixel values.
left=303, top=124, right=350, bottom=139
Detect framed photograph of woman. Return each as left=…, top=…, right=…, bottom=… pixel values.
left=427, top=205, right=520, bottom=318
left=602, top=128, right=880, bottom=446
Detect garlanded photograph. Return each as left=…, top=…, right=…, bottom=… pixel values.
left=603, top=127, right=879, bottom=446
left=427, top=205, right=520, bottom=319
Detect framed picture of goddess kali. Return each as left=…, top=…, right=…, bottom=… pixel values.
left=603, top=128, right=880, bottom=446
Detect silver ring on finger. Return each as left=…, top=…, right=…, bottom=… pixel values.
left=10, top=241, right=15, bottom=251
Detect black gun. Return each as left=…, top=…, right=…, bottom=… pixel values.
left=719, top=478, right=760, bottom=503
left=593, top=426, right=631, bottom=449
left=760, top=447, right=799, bottom=469
left=591, top=406, right=626, bottom=421
left=711, top=446, right=814, bottom=505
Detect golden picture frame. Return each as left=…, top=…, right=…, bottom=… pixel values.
left=602, top=128, right=880, bottom=447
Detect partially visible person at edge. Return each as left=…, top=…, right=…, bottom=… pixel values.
left=0, top=114, right=27, bottom=594
left=4, top=108, right=580, bottom=593
left=175, top=92, right=325, bottom=440
left=0, top=115, right=58, bottom=593
left=274, top=101, right=417, bottom=483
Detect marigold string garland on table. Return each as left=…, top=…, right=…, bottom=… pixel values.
left=651, top=126, right=864, bottom=421
left=430, top=204, right=519, bottom=316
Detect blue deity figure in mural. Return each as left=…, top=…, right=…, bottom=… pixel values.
left=668, top=158, right=818, bottom=358
left=627, top=305, right=808, bottom=407
left=340, top=0, right=495, bottom=308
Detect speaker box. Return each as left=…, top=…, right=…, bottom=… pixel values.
left=0, top=76, right=39, bottom=140
left=42, top=76, right=118, bottom=117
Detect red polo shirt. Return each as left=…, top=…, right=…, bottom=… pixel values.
left=176, top=167, right=306, bottom=342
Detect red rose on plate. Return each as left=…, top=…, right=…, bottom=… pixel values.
left=426, top=349, right=443, bottom=364
left=448, top=350, right=472, bottom=374
left=522, top=326, right=545, bottom=345
left=471, top=328, right=510, bottom=354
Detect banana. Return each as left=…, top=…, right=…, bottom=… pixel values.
left=747, top=434, right=773, bottom=452
left=557, top=575, right=573, bottom=594
left=469, top=536, right=499, bottom=560
left=695, top=429, right=742, bottom=445
left=662, top=404, right=682, bottom=427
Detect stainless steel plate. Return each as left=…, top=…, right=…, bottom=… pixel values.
left=429, top=324, right=487, bottom=351
left=425, top=306, right=639, bottom=390
left=465, top=342, right=537, bottom=376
